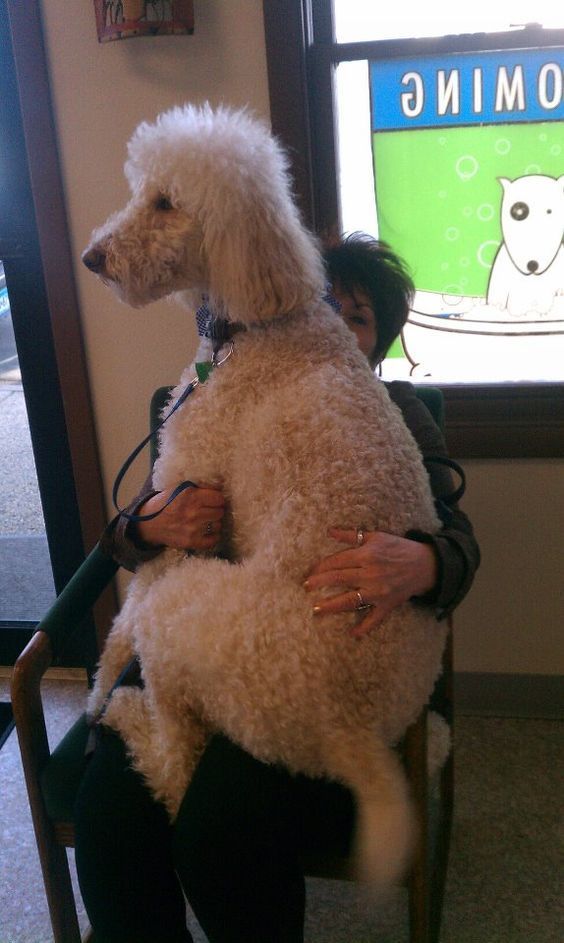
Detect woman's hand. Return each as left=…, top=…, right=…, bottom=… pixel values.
left=134, top=484, right=225, bottom=553
left=304, top=528, right=438, bottom=638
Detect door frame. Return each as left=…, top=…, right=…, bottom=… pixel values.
left=1, top=2, right=116, bottom=663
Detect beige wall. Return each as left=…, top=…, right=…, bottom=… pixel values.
left=451, top=459, right=563, bottom=675
left=40, top=0, right=270, bottom=500
left=39, top=1, right=563, bottom=677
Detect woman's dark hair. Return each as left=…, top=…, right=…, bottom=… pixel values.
left=323, top=233, right=414, bottom=364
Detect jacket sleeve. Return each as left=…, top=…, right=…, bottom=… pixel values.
left=386, top=381, right=481, bottom=619
left=99, top=472, right=165, bottom=573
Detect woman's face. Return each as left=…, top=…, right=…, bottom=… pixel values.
left=331, top=282, right=378, bottom=364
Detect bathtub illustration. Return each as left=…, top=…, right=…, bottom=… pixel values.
left=397, top=290, right=564, bottom=382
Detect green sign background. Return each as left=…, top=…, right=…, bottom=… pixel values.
left=373, top=122, right=564, bottom=298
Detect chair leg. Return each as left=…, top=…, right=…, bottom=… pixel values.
left=428, top=634, right=455, bottom=943
left=428, top=752, right=454, bottom=943
left=35, top=822, right=82, bottom=943
left=12, top=635, right=83, bottom=943
left=409, top=622, right=454, bottom=943
left=405, top=710, right=430, bottom=943
left=408, top=847, right=430, bottom=943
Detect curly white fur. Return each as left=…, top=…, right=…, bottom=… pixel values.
left=84, top=103, right=447, bottom=888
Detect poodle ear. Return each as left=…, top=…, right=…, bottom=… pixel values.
left=201, top=192, right=325, bottom=326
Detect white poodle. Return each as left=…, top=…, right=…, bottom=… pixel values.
left=83, top=103, right=446, bottom=887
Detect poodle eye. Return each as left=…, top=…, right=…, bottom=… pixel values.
left=510, top=201, right=529, bottom=221
left=155, top=195, right=173, bottom=212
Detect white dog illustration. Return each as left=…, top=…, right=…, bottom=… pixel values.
left=487, top=174, right=564, bottom=318
left=83, top=104, right=446, bottom=887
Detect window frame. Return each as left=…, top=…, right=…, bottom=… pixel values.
left=262, top=0, right=564, bottom=458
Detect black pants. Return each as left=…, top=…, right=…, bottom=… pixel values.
left=74, top=729, right=355, bottom=943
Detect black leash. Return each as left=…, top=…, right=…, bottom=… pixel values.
left=111, top=377, right=199, bottom=523
left=111, top=339, right=235, bottom=524
left=423, top=454, right=466, bottom=525
left=89, top=388, right=199, bottom=750
left=423, top=455, right=466, bottom=505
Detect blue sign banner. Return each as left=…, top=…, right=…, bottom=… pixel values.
left=370, top=48, right=564, bottom=130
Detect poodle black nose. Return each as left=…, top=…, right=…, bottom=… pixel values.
left=527, top=260, right=539, bottom=273
left=82, top=248, right=107, bottom=273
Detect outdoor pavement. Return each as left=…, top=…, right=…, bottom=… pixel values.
left=0, top=308, right=19, bottom=383
left=0, top=383, right=46, bottom=536
left=0, top=309, right=55, bottom=624
left=0, top=309, right=44, bottom=534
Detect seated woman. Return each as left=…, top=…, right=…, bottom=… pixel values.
left=75, top=234, right=480, bottom=943
left=309, top=235, right=477, bottom=631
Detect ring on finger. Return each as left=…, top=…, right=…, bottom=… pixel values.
left=204, top=521, right=214, bottom=536
left=354, top=589, right=372, bottom=611
left=356, top=528, right=365, bottom=547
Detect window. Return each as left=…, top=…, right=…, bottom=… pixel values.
left=332, top=3, right=563, bottom=44
left=263, top=1, right=564, bottom=456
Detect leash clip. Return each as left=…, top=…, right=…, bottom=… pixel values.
left=211, top=339, right=235, bottom=368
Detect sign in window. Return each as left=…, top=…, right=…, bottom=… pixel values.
left=336, top=48, right=564, bottom=381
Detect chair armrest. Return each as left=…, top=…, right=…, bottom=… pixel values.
left=11, top=630, right=55, bottom=794
left=11, top=543, right=119, bottom=778
left=36, top=543, right=120, bottom=656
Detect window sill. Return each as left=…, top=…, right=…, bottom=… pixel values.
left=442, top=382, right=564, bottom=458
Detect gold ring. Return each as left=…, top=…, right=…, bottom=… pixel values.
left=356, top=528, right=365, bottom=546
left=355, top=590, right=371, bottom=611
left=204, top=521, right=214, bottom=536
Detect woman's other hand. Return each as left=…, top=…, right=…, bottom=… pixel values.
left=305, top=528, right=438, bottom=638
left=134, top=485, right=225, bottom=553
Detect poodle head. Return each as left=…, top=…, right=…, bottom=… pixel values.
left=82, top=103, right=325, bottom=324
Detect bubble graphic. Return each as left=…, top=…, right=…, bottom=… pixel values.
left=440, top=262, right=449, bottom=272
left=462, top=206, right=473, bottom=218
left=525, top=164, right=541, bottom=175
left=539, top=133, right=548, bottom=142
left=477, top=240, right=499, bottom=270
left=444, top=284, right=463, bottom=296
left=477, top=204, right=494, bottom=222
left=550, top=145, right=562, bottom=156
left=438, top=189, right=448, bottom=199
left=455, top=155, right=478, bottom=181
left=495, top=139, right=511, bottom=156
left=445, top=228, right=460, bottom=242
left=438, top=136, right=447, bottom=146
left=460, top=257, right=470, bottom=267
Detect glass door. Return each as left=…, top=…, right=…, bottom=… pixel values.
left=0, top=1, right=107, bottom=668
left=0, top=265, right=56, bottom=649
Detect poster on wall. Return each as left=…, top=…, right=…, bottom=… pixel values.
left=370, top=48, right=564, bottom=380
left=94, top=1, right=194, bottom=42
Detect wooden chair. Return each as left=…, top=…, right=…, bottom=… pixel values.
left=11, top=385, right=453, bottom=943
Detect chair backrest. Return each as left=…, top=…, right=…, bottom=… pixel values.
left=412, top=384, right=444, bottom=432
left=150, top=386, right=174, bottom=465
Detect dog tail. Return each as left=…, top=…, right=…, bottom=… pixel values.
left=325, top=729, right=415, bottom=888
